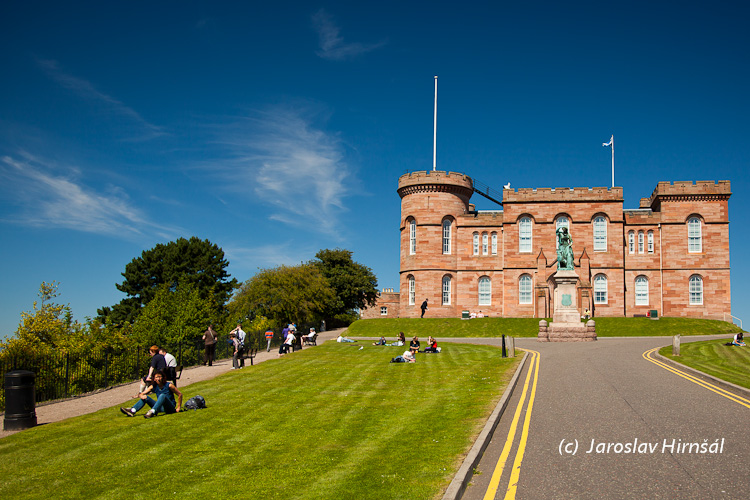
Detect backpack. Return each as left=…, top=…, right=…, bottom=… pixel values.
left=184, top=395, right=207, bottom=410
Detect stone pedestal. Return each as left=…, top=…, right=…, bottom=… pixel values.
left=538, top=269, right=597, bottom=342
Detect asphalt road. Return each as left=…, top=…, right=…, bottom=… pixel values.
left=454, top=336, right=749, bottom=500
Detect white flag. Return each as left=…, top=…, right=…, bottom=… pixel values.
left=602, top=135, right=613, bottom=147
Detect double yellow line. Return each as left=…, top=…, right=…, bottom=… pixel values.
left=643, top=347, right=750, bottom=409
left=483, top=349, right=540, bottom=500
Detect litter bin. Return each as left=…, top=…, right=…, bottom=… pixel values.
left=4, top=370, right=37, bottom=431
left=649, top=309, right=659, bottom=319
left=462, top=310, right=470, bottom=319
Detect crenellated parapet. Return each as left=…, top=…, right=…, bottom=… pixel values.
left=647, top=180, right=731, bottom=210
left=503, top=186, right=623, bottom=203
left=397, top=171, right=474, bottom=199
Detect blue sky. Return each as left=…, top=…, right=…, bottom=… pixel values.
left=1, top=1, right=748, bottom=338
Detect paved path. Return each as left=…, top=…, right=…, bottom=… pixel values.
left=459, top=336, right=749, bottom=500
left=0, top=328, right=345, bottom=439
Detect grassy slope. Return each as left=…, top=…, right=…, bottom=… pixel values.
left=0, top=342, right=520, bottom=500
left=659, top=339, right=750, bottom=390
left=348, top=317, right=743, bottom=338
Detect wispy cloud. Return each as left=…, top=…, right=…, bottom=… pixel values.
left=209, top=105, right=356, bottom=236
left=312, top=9, right=386, bottom=61
left=36, top=58, right=166, bottom=140
left=0, top=152, right=179, bottom=240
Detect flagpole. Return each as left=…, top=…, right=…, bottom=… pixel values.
left=433, top=76, right=438, bottom=172
left=611, top=135, right=615, bottom=188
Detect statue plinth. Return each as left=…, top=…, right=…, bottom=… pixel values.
left=538, top=269, right=597, bottom=342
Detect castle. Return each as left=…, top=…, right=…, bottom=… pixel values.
left=361, top=171, right=731, bottom=320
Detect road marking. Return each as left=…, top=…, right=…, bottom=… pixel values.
left=482, top=349, right=540, bottom=500
left=643, top=347, right=750, bottom=409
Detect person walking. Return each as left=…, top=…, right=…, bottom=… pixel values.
left=203, top=324, right=218, bottom=366
left=230, top=323, right=246, bottom=368
left=265, top=329, right=274, bottom=352
left=420, top=298, right=429, bottom=318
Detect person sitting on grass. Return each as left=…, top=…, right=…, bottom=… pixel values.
left=391, top=350, right=416, bottom=363
left=410, top=336, right=421, bottom=355
left=424, top=336, right=439, bottom=353
left=121, top=369, right=183, bottom=419
left=732, top=332, right=745, bottom=346
left=372, top=337, right=386, bottom=346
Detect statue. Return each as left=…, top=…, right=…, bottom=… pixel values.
left=556, top=226, right=574, bottom=270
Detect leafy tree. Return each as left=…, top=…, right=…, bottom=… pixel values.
left=229, top=264, right=336, bottom=329
left=99, top=237, right=237, bottom=324
left=131, top=282, right=218, bottom=349
left=310, top=248, right=379, bottom=322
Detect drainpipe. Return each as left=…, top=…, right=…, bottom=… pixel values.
left=659, top=223, right=663, bottom=316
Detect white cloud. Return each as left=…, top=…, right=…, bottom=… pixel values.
left=210, top=105, right=356, bottom=236
left=312, top=9, right=386, bottom=61
left=36, top=58, right=166, bottom=140
left=0, top=153, right=179, bottom=239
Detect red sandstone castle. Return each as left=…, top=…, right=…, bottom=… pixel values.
left=362, top=171, right=731, bottom=320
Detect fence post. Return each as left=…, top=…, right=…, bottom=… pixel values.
left=178, top=342, right=183, bottom=367
left=104, top=350, right=109, bottom=388
left=672, top=334, right=680, bottom=356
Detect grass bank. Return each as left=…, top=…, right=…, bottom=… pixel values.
left=0, top=342, right=520, bottom=500
left=348, top=317, right=743, bottom=338
left=659, top=339, right=750, bottom=390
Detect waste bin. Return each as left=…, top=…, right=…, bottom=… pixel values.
left=649, top=309, right=659, bottom=319
left=462, top=310, right=470, bottom=319
left=4, top=370, right=37, bottom=431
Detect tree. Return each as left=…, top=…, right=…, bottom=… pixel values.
left=229, top=264, right=336, bottom=329
left=99, top=237, right=237, bottom=324
left=310, top=248, right=379, bottom=322
left=131, top=282, right=218, bottom=349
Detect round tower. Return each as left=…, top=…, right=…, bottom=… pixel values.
left=397, top=171, right=474, bottom=318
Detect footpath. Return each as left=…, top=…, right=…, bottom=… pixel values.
left=0, top=328, right=345, bottom=439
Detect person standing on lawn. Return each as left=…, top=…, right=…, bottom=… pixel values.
left=420, top=298, right=428, bottom=318
left=203, top=324, right=218, bottom=366
left=121, top=369, right=183, bottom=419
left=230, top=324, right=246, bottom=368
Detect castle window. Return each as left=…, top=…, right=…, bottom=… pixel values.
left=482, top=233, right=488, bottom=255
left=519, top=217, right=532, bottom=253
left=628, top=231, right=635, bottom=254
left=647, top=231, right=654, bottom=253
left=473, top=232, right=479, bottom=255
left=380, top=306, right=388, bottom=316
left=688, top=217, right=702, bottom=253
left=635, top=275, right=649, bottom=306
left=519, top=274, right=532, bottom=304
left=689, top=275, right=703, bottom=305
left=442, top=219, right=452, bottom=254
left=409, top=219, right=416, bottom=255
left=491, top=232, right=498, bottom=255
left=593, top=216, right=607, bottom=251
left=408, top=276, right=415, bottom=305
left=478, top=277, right=492, bottom=306
left=638, top=231, right=644, bottom=254
left=594, top=274, right=608, bottom=304
left=442, top=275, right=451, bottom=305
left=556, top=216, right=569, bottom=248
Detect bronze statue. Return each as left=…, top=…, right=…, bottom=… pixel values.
left=556, top=227, right=574, bottom=270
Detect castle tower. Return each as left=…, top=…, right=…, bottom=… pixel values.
left=398, top=171, right=474, bottom=318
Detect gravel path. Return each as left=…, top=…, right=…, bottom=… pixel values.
left=1, top=328, right=345, bottom=439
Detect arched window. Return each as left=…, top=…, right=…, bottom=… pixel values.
left=409, top=219, right=416, bottom=255
left=593, top=216, right=607, bottom=251
left=442, top=275, right=451, bottom=305
left=473, top=232, right=479, bottom=255
left=688, top=217, right=702, bottom=253
left=635, top=275, right=649, bottom=306
left=689, top=275, right=703, bottom=305
left=519, top=217, right=532, bottom=253
left=556, top=216, right=569, bottom=248
left=478, top=277, right=492, bottom=306
left=638, top=231, right=644, bottom=254
left=519, top=274, right=532, bottom=304
left=647, top=231, right=654, bottom=254
left=482, top=233, right=488, bottom=255
left=628, top=231, right=635, bottom=254
left=408, top=276, right=415, bottom=305
left=442, top=219, right=452, bottom=254
left=593, top=274, right=607, bottom=304
left=491, top=232, right=498, bottom=255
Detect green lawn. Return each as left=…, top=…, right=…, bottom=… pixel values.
left=348, top=317, right=743, bottom=338
left=659, top=339, right=750, bottom=390
left=0, top=342, right=520, bottom=500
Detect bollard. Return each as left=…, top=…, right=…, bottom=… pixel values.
left=4, top=370, right=37, bottom=431
left=672, top=334, right=680, bottom=356
left=501, top=335, right=507, bottom=358
left=507, top=336, right=516, bottom=357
